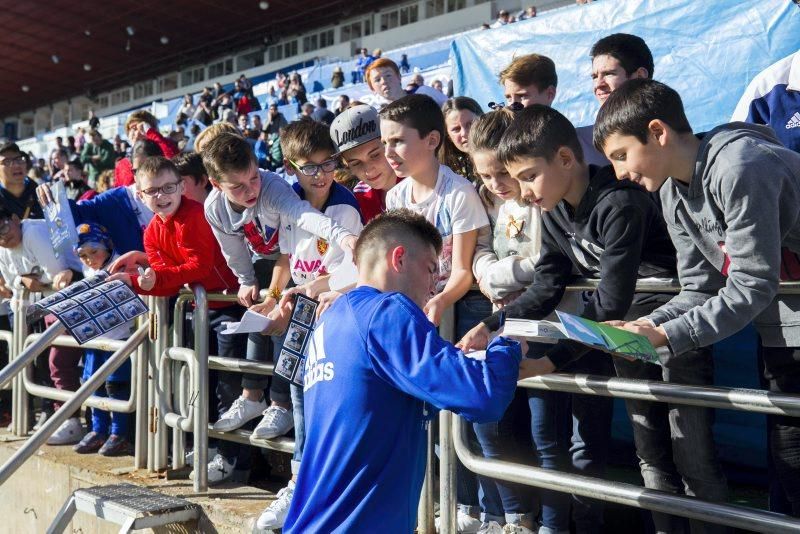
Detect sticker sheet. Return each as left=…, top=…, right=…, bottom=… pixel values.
left=274, top=294, right=318, bottom=387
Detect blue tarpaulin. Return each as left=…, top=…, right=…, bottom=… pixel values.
left=451, top=0, right=800, bottom=132
left=452, top=0, right=800, bottom=472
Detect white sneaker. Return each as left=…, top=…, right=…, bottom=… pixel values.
left=190, top=453, right=236, bottom=485
left=502, top=525, right=536, bottom=534
left=478, top=521, right=505, bottom=534
left=213, top=395, right=267, bottom=432
left=251, top=406, right=294, bottom=440
left=46, top=417, right=82, bottom=445
left=185, top=445, right=218, bottom=467
left=256, top=479, right=295, bottom=530
left=436, top=510, right=482, bottom=533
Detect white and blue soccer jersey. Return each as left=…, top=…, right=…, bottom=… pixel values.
left=732, top=51, right=800, bottom=153
left=279, top=182, right=363, bottom=285
left=283, top=286, right=522, bottom=533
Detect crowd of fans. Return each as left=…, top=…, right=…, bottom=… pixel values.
left=0, top=6, right=798, bottom=533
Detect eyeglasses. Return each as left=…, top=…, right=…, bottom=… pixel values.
left=487, top=101, right=524, bottom=112
left=0, top=156, right=26, bottom=167
left=289, top=158, right=338, bottom=177
left=138, top=181, right=182, bottom=197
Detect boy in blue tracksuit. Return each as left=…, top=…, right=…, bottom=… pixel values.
left=283, top=210, right=524, bottom=533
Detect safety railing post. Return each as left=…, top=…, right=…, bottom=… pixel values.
left=146, top=296, right=157, bottom=472
left=13, top=291, right=30, bottom=437
left=134, top=314, right=149, bottom=470
left=191, top=284, right=209, bottom=492
left=439, top=410, right=457, bottom=533
left=417, top=423, right=436, bottom=533
left=170, top=295, right=191, bottom=470
left=152, top=296, right=169, bottom=471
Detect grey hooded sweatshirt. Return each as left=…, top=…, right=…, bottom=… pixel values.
left=205, top=169, right=355, bottom=287
left=646, top=123, right=800, bottom=355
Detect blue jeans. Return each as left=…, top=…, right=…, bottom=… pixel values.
left=473, top=390, right=534, bottom=524
left=453, top=292, right=494, bottom=514
left=614, top=348, right=728, bottom=533
left=529, top=350, right=613, bottom=534
left=291, top=383, right=304, bottom=475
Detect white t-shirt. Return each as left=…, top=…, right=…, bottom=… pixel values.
left=386, top=164, right=489, bottom=292
left=0, top=219, right=81, bottom=288
left=279, top=183, right=363, bottom=286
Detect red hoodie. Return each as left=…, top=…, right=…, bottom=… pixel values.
left=133, top=197, right=238, bottom=307
left=114, top=128, right=180, bottom=188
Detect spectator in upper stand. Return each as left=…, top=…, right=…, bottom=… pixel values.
left=288, top=74, right=308, bottom=106
left=63, top=159, right=96, bottom=202
left=300, top=102, right=315, bottom=120
left=357, top=48, right=374, bottom=84
left=411, top=72, right=425, bottom=87
left=114, top=110, right=179, bottom=189
left=54, top=136, right=67, bottom=155
left=88, top=109, right=100, bottom=130
left=399, top=54, right=411, bottom=74
left=334, top=95, right=350, bottom=116
left=213, top=81, right=226, bottom=100
left=265, top=103, right=289, bottom=136
left=0, top=145, right=42, bottom=219
left=66, top=135, right=77, bottom=157
left=331, top=66, right=345, bottom=89
left=312, top=98, right=336, bottom=126
left=277, top=71, right=288, bottom=90
left=49, top=148, right=69, bottom=182
left=238, top=73, right=253, bottom=93
left=80, top=130, right=116, bottom=187
left=517, top=5, right=537, bottom=20
left=199, top=86, right=214, bottom=106
left=731, top=50, right=800, bottom=153
left=177, top=94, right=195, bottom=125
left=432, top=79, right=444, bottom=94
left=237, top=114, right=249, bottom=133
left=365, top=58, right=447, bottom=110
left=74, top=128, right=86, bottom=153
left=193, top=99, right=214, bottom=126
left=490, top=9, right=513, bottom=28
left=235, top=86, right=254, bottom=116
left=372, top=48, right=383, bottom=59
left=252, top=114, right=264, bottom=133
left=112, top=135, right=128, bottom=161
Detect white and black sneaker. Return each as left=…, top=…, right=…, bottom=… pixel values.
left=256, top=479, right=295, bottom=530
left=190, top=453, right=236, bottom=485
left=251, top=406, right=294, bottom=440
left=46, top=417, right=83, bottom=445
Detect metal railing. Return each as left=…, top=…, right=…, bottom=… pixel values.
left=437, top=279, right=800, bottom=533
left=3, top=279, right=800, bottom=531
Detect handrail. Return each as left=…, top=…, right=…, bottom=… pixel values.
left=0, top=321, right=64, bottom=391
left=0, top=330, right=13, bottom=391
left=452, top=415, right=800, bottom=533
left=518, top=373, right=800, bottom=416
left=191, top=284, right=210, bottom=492
left=0, top=324, right=149, bottom=487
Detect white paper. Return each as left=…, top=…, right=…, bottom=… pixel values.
left=329, top=250, right=358, bottom=292
left=220, top=309, right=273, bottom=335
left=501, top=319, right=567, bottom=343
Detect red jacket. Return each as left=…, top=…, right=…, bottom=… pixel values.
left=114, top=128, right=180, bottom=188
left=133, top=198, right=238, bottom=305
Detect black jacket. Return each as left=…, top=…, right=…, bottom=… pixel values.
left=484, top=166, right=677, bottom=365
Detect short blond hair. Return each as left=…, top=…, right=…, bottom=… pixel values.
left=498, top=54, right=557, bottom=91
left=194, top=122, right=239, bottom=153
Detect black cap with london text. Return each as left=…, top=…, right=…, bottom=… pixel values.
left=330, top=104, right=380, bottom=156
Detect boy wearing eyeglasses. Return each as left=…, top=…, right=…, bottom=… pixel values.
left=251, top=118, right=363, bottom=532
left=110, top=155, right=251, bottom=484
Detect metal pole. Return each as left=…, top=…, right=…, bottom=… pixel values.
left=417, top=423, right=436, bottom=533
left=192, top=284, right=209, bottom=492
left=134, top=324, right=149, bottom=469
left=519, top=373, right=800, bottom=416
left=452, top=415, right=800, bottom=533
left=0, top=321, right=64, bottom=391
left=0, top=325, right=148, bottom=487
left=13, top=292, right=32, bottom=436
left=146, top=296, right=157, bottom=472
left=439, top=410, right=457, bottom=534
left=152, top=296, right=169, bottom=471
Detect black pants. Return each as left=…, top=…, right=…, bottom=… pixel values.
left=761, top=344, right=800, bottom=516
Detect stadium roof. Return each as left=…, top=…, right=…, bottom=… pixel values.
left=0, top=0, right=394, bottom=118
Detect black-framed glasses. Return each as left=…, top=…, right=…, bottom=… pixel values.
left=139, top=181, right=182, bottom=197
left=0, top=156, right=26, bottom=167
left=289, top=158, right=338, bottom=177
left=487, top=101, right=524, bottom=112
